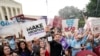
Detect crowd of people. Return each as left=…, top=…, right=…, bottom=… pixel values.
left=0, top=27, right=100, bottom=56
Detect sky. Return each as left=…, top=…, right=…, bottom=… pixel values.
left=15, top=0, right=90, bottom=18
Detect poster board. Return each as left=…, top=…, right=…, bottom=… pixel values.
left=90, top=18, right=100, bottom=34
left=22, top=19, right=46, bottom=41
left=62, top=19, right=79, bottom=32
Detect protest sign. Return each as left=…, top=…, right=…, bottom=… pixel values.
left=84, top=17, right=95, bottom=30
left=90, top=17, right=100, bottom=34
left=0, top=23, right=21, bottom=38
left=60, top=37, right=68, bottom=49
left=0, top=20, right=16, bottom=29
left=62, top=19, right=79, bottom=32
left=22, top=19, right=46, bottom=41
left=53, top=16, right=62, bottom=28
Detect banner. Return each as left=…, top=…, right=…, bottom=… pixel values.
left=0, top=23, right=21, bottom=38
left=22, top=19, right=46, bottom=41
left=62, top=19, right=79, bottom=32
left=90, top=17, right=100, bottom=34
left=0, top=20, right=16, bottom=29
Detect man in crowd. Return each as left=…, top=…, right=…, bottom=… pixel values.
left=49, top=33, right=63, bottom=56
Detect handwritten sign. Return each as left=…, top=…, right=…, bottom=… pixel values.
left=62, top=19, right=79, bottom=32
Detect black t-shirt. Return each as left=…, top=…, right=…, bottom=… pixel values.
left=50, top=40, right=63, bottom=56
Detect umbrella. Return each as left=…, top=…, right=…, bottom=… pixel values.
left=76, top=50, right=97, bottom=56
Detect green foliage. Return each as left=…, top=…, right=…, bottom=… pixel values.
left=59, top=6, right=82, bottom=19
left=78, top=18, right=85, bottom=28
left=86, top=0, right=100, bottom=17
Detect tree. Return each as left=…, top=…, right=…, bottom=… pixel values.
left=86, top=0, right=100, bottom=17
left=59, top=6, right=82, bottom=19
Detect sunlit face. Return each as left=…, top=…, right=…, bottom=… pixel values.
left=3, top=46, right=11, bottom=55
left=54, top=34, right=61, bottom=42
left=65, top=50, right=69, bottom=55
left=40, top=41, right=45, bottom=48
left=20, top=42, right=26, bottom=49
left=27, top=41, right=32, bottom=47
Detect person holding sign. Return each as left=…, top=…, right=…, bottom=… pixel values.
left=49, top=33, right=63, bottom=56
left=71, top=35, right=85, bottom=56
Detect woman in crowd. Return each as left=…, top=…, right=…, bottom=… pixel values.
left=2, top=45, right=12, bottom=56
left=64, top=49, right=71, bottom=56
left=40, top=47, right=46, bottom=56
left=39, top=39, right=50, bottom=56
left=18, top=41, right=30, bottom=56
left=71, top=34, right=85, bottom=56
left=0, top=45, right=3, bottom=55
left=84, top=34, right=95, bottom=51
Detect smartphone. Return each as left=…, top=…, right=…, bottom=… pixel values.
left=47, top=36, right=53, bottom=42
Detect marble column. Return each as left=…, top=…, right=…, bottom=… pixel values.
left=15, top=8, right=18, bottom=15
left=20, top=8, right=23, bottom=14
left=0, top=7, right=5, bottom=20
left=5, top=7, right=10, bottom=20
left=11, top=7, right=14, bottom=17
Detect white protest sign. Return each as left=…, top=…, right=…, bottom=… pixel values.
left=0, top=20, right=17, bottom=28
left=62, top=19, right=79, bottom=32
left=90, top=17, right=100, bottom=34
left=84, top=17, right=93, bottom=30
left=22, top=19, right=46, bottom=41
left=0, top=23, right=21, bottom=38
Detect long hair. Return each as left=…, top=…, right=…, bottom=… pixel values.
left=0, top=45, right=3, bottom=56
left=2, top=45, right=12, bottom=56
left=18, top=41, right=28, bottom=53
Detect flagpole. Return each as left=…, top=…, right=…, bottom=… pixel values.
left=46, top=0, right=48, bottom=24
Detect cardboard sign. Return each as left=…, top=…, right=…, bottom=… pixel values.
left=62, top=19, right=79, bottom=32
left=22, top=19, right=46, bottom=41
left=90, top=18, right=100, bottom=34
